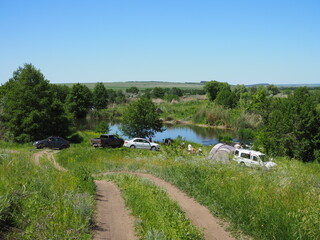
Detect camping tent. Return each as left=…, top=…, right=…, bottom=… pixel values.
left=206, top=143, right=235, bottom=163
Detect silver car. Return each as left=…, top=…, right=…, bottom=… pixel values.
left=123, top=138, right=160, bottom=150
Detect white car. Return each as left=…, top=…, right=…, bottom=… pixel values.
left=233, top=148, right=277, bottom=169
left=124, top=138, right=160, bottom=150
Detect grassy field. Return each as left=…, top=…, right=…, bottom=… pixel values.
left=0, top=143, right=95, bottom=239
left=56, top=132, right=320, bottom=240
left=1, top=132, right=320, bottom=239
left=58, top=81, right=204, bottom=90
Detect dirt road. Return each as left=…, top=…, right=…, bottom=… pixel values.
left=31, top=151, right=235, bottom=240
left=31, top=149, right=67, bottom=171
left=92, top=180, right=136, bottom=240
left=99, top=172, right=235, bottom=240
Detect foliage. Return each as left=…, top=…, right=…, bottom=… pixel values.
left=126, top=86, right=139, bottom=94
left=50, top=84, right=70, bottom=103
left=256, top=87, right=320, bottom=162
left=214, top=86, right=237, bottom=108
left=121, top=97, right=163, bottom=138
left=94, top=121, right=110, bottom=133
left=267, top=84, right=280, bottom=96
left=203, top=80, right=229, bottom=101
left=66, top=83, right=93, bottom=118
left=152, top=87, right=166, bottom=98
left=0, top=64, right=71, bottom=142
left=93, top=82, right=108, bottom=109
left=104, top=174, right=203, bottom=240
left=163, top=94, right=180, bottom=102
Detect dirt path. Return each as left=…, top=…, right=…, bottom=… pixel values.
left=31, top=150, right=136, bottom=240
left=31, top=151, right=234, bottom=240
left=31, top=149, right=67, bottom=171
left=99, top=172, right=234, bottom=240
left=32, top=149, right=51, bottom=166
left=92, top=180, right=136, bottom=240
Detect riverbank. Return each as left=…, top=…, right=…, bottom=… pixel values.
left=163, top=119, right=230, bottom=130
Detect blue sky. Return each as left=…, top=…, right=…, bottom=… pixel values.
left=1, top=0, right=319, bottom=85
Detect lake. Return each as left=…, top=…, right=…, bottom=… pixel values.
left=77, top=119, right=237, bottom=146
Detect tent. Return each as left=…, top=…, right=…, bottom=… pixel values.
left=206, top=143, right=235, bottom=163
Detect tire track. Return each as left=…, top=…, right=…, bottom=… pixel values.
left=92, top=180, right=136, bottom=240
left=31, top=151, right=136, bottom=240
left=98, top=171, right=235, bottom=240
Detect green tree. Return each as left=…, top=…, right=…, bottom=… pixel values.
left=215, top=86, right=237, bottom=108
left=204, top=81, right=229, bottom=101
left=267, top=84, right=280, bottom=96
left=121, top=97, right=163, bottom=138
left=1, top=64, right=71, bottom=142
left=93, top=82, right=108, bottom=109
left=66, top=83, right=93, bottom=118
left=257, top=87, right=320, bottom=162
left=152, top=87, right=165, bottom=98
left=115, top=90, right=126, bottom=104
left=51, top=84, right=70, bottom=103
left=170, top=87, right=183, bottom=97
left=126, top=87, right=139, bottom=94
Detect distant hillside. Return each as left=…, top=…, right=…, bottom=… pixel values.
left=58, top=81, right=204, bottom=90
left=56, top=81, right=320, bottom=90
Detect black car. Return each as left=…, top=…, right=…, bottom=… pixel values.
left=33, top=136, right=70, bottom=150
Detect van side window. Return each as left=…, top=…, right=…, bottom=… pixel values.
left=240, top=153, right=250, bottom=159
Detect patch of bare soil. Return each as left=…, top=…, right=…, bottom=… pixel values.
left=0, top=149, right=20, bottom=154
left=31, top=149, right=51, bottom=166
left=92, top=180, right=136, bottom=240
left=98, top=172, right=234, bottom=240
left=47, top=150, right=67, bottom=172
left=31, top=149, right=67, bottom=171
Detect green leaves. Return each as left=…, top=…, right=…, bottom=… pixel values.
left=257, top=87, right=320, bottom=162
left=121, top=97, right=163, bottom=138
left=1, top=64, right=71, bottom=142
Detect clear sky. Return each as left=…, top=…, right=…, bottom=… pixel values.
left=0, top=0, right=319, bottom=85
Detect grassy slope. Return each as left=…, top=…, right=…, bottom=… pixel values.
left=0, top=143, right=95, bottom=240
left=56, top=132, right=320, bottom=240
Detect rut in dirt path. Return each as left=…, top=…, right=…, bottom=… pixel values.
left=98, top=171, right=235, bottom=240
left=93, top=180, right=136, bottom=240
left=31, top=150, right=137, bottom=240
left=31, top=149, right=67, bottom=171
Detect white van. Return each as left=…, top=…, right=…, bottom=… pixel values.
left=233, top=148, right=276, bottom=169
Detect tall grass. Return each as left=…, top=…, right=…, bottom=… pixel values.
left=56, top=132, right=320, bottom=240
left=102, top=174, right=204, bottom=240
left=159, top=100, right=260, bottom=132
left=155, top=160, right=320, bottom=240
left=0, top=147, right=95, bottom=239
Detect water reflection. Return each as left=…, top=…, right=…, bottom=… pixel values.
left=76, top=119, right=236, bottom=146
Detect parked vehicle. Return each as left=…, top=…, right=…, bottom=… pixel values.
left=124, top=138, right=160, bottom=150
left=33, top=136, right=70, bottom=150
left=233, top=148, right=276, bottom=169
left=90, top=134, right=124, bottom=148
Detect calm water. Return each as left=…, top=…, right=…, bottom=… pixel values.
left=78, top=119, right=237, bottom=146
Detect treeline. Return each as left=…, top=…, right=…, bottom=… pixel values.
left=203, top=81, right=320, bottom=162
left=1, top=64, right=320, bottom=162
left=0, top=64, right=201, bottom=142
